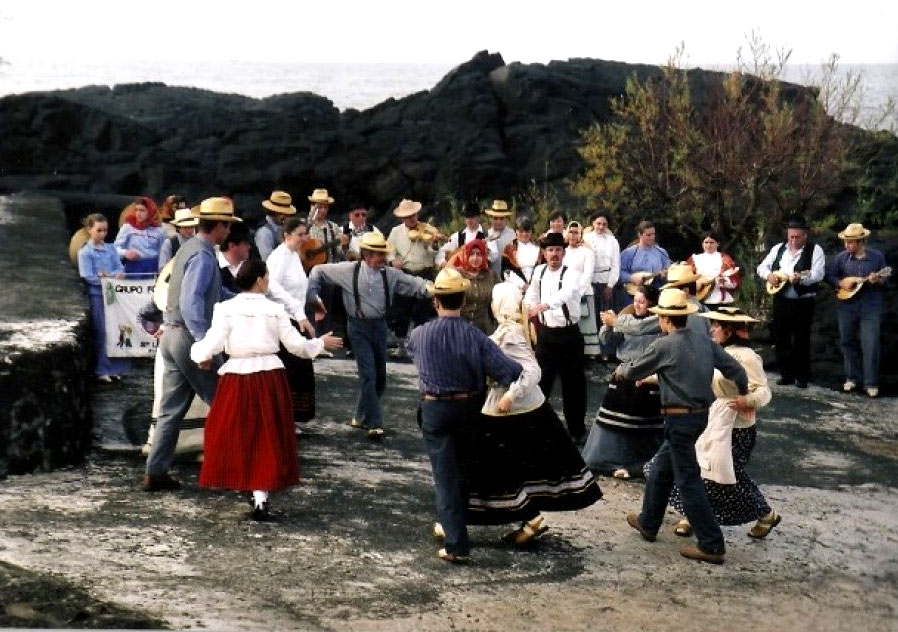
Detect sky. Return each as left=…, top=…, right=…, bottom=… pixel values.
left=2, top=0, right=897, bottom=66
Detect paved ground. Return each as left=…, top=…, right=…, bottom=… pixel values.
left=1, top=357, right=897, bottom=630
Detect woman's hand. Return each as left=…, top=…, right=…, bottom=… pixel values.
left=726, top=395, right=753, bottom=415
left=298, top=319, right=316, bottom=337
left=497, top=393, right=513, bottom=413
left=124, top=249, right=141, bottom=261
left=320, top=332, right=343, bottom=351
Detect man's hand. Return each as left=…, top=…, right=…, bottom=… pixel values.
left=496, top=393, right=513, bottom=413
left=766, top=273, right=780, bottom=285
left=602, top=285, right=613, bottom=302
left=391, top=259, right=403, bottom=269
left=600, top=310, right=617, bottom=327
left=298, top=319, right=316, bottom=337
left=197, top=359, right=213, bottom=371
left=313, top=300, right=327, bottom=322
left=839, top=278, right=858, bottom=291
left=528, top=303, right=549, bottom=318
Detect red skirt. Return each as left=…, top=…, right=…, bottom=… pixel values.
left=198, top=369, right=300, bottom=492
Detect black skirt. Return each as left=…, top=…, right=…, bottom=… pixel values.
left=464, top=401, right=603, bottom=525
left=581, top=378, right=663, bottom=476
left=278, top=320, right=316, bottom=424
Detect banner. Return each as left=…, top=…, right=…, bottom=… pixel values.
left=101, top=276, right=160, bottom=357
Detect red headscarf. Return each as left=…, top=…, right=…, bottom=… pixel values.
left=455, top=238, right=489, bottom=274
left=123, top=197, right=161, bottom=229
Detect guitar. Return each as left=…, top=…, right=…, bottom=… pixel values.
left=300, top=236, right=344, bottom=272
left=836, top=267, right=892, bottom=301
left=624, top=269, right=666, bottom=296
left=766, top=270, right=812, bottom=295
left=696, top=267, right=740, bottom=302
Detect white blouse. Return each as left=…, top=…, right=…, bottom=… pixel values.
left=583, top=231, right=621, bottom=286
left=266, top=243, right=309, bottom=320
left=504, top=241, right=541, bottom=291
left=692, top=251, right=736, bottom=304
left=482, top=323, right=545, bottom=415
left=563, top=245, right=596, bottom=296
left=190, top=294, right=325, bottom=375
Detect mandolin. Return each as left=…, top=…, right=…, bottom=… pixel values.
left=836, top=267, right=892, bottom=301
left=766, top=270, right=811, bottom=295
left=696, top=267, right=740, bottom=302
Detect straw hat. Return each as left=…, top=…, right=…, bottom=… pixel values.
left=358, top=232, right=394, bottom=254
left=68, top=227, right=90, bottom=265
left=393, top=199, right=423, bottom=218
left=308, top=188, right=335, bottom=205
left=262, top=191, right=297, bottom=215
left=427, top=267, right=471, bottom=295
left=837, top=222, right=871, bottom=240
left=662, top=262, right=701, bottom=289
left=485, top=199, right=511, bottom=217
left=198, top=197, right=242, bottom=223
left=170, top=207, right=199, bottom=228
left=649, top=288, right=699, bottom=316
left=699, top=306, right=759, bottom=323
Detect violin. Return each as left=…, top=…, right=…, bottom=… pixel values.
left=407, top=221, right=448, bottom=246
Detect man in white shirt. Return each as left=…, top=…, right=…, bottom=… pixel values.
left=563, top=221, right=599, bottom=358
left=756, top=215, right=826, bottom=388
left=525, top=231, right=586, bottom=442
left=343, top=202, right=382, bottom=261
left=485, top=199, right=516, bottom=276
left=436, top=201, right=487, bottom=267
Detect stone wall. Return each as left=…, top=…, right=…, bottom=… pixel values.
left=0, top=195, right=93, bottom=478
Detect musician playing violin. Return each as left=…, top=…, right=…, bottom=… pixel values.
left=386, top=199, right=442, bottom=351
left=756, top=216, right=825, bottom=388
left=826, top=222, right=888, bottom=397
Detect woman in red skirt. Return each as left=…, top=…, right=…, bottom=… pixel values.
left=190, top=259, right=342, bottom=520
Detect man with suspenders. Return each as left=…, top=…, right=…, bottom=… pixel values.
left=524, top=231, right=587, bottom=443
left=307, top=232, right=431, bottom=441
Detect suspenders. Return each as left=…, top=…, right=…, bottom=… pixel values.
left=352, top=261, right=390, bottom=318
left=538, top=265, right=572, bottom=326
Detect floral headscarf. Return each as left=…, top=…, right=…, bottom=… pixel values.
left=455, top=238, right=489, bottom=274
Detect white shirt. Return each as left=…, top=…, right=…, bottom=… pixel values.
left=265, top=244, right=310, bottom=320
left=436, top=225, right=490, bottom=266
left=756, top=241, right=826, bottom=298
left=524, top=263, right=582, bottom=327
left=345, top=223, right=383, bottom=259
left=486, top=225, right=516, bottom=275
left=481, top=323, right=545, bottom=416
left=692, top=251, right=737, bottom=305
left=583, top=231, right=620, bottom=286
left=503, top=241, right=541, bottom=291
left=563, top=244, right=596, bottom=296
left=190, top=293, right=324, bottom=375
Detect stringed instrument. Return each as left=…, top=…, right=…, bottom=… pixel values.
left=406, top=221, right=449, bottom=246
left=696, top=267, right=740, bottom=302
left=624, top=270, right=666, bottom=296
left=300, top=236, right=343, bottom=272
left=766, top=270, right=812, bottom=295
left=836, top=267, right=891, bottom=301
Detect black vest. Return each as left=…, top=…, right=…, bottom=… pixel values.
left=771, top=241, right=818, bottom=296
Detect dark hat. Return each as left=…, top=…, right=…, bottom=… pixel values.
left=462, top=201, right=481, bottom=218
left=786, top=215, right=809, bottom=230
left=540, top=232, right=566, bottom=248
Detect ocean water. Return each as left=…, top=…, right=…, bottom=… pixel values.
left=0, top=58, right=895, bottom=129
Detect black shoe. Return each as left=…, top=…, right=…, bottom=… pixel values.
left=795, top=379, right=808, bottom=389
left=776, top=377, right=794, bottom=386
left=251, top=501, right=271, bottom=521
left=142, top=474, right=181, bottom=492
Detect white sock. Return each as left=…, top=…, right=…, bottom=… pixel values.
left=252, top=490, right=269, bottom=506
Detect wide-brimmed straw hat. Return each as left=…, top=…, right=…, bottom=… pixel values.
left=393, top=199, right=423, bottom=218
left=485, top=199, right=511, bottom=217
left=837, top=222, right=871, bottom=240
left=198, top=197, right=242, bottom=223
left=308, top=188, right=335, bottom=205
left=699, top=306, right=759, bottom=323
left=170, top=207, right=199, bottom=228
left=358, top=232, right=394, bottom=253
left=262, top=191, right=297, bottom=215
left=649, top=288, right=699, bottom=316
left=427, top=267, right=471, bottom=295
left=662, top=262, right=701, bottom=289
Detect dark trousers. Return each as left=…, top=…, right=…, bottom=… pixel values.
left=347, top=317, right=388, bottom=429
left=389, top=269, right=436, bottom=339
left=772, top=296, right=815, bottom=382
left=536, top=324, right=586, bottom=438
left=419, top=399, right=478, bottom=556
left=640, top=412, right=725, bottom=555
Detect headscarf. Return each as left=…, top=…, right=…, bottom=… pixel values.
left=456, top=238, right=489, bottom=274
left=490, top=282, right=527, bottom=347
left=123, top=197, right=161, bottom=229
